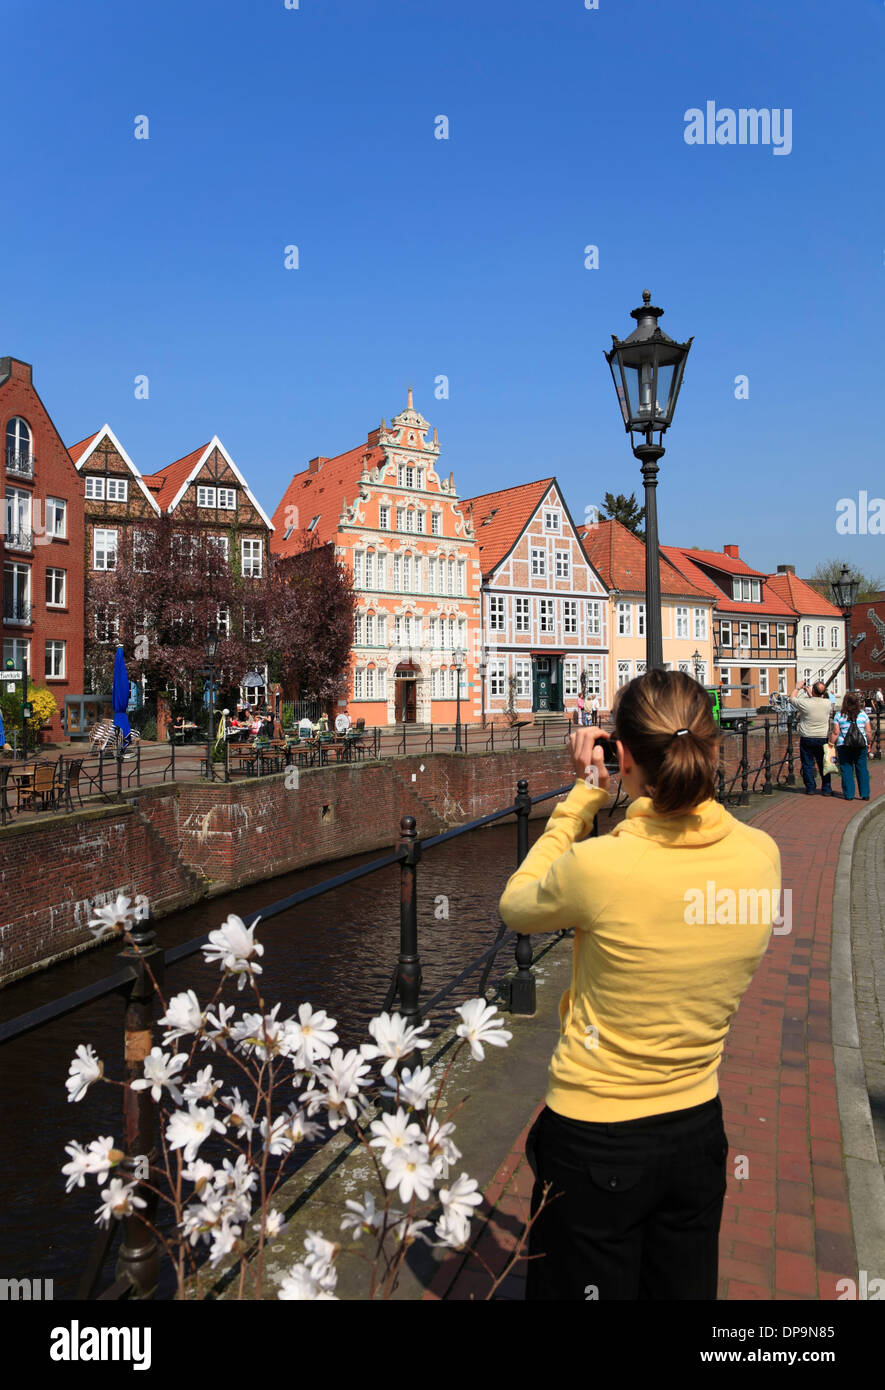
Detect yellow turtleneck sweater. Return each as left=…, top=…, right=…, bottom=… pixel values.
left=498, top=781, right=781, bottom=1122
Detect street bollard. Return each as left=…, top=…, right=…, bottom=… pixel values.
left=116, top=908, right=164, bottom=1299
left=395, top=815, right=422, bottom=1027
left=510, top=778, right=536, bottom=1015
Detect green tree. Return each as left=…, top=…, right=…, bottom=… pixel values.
left=599, top=492, right=645, bottom=537
left=806, top=559, right=882, bottom=604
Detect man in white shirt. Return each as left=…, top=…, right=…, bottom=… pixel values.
left=791, top=680, right=834, bottom=795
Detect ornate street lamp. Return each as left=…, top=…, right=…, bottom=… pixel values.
left=453, top=646, right=465, bottom=752
left=205, top=627, right=219, bottom=781
left=830, top=564, right=860, bottom=691
left=692, top=649, right=703, bottom=683
left=605, top=290, right=693, bottom=671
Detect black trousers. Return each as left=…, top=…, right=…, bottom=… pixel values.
left=525, top=1097, right=728, bottom=1300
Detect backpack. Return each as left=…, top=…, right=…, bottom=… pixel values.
left=843, top=717, right=866, bottom=752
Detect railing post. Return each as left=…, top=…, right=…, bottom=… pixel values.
left=491, top=723, right=495, bottom=751
left=116, top=748, right=123, bottom=802
left=224, top=734, right=230, bottom=782
left=717, top=747, right=726, bottom=802
left=430, top=724, right=434, bottom=753
left=762, top=718, right=772, bottom=794
left=395, top=814, right=422, bottom=1027
left=739, top=722, right=750, bottom=805
left=116, top=907, right=164, bottom=1299
left=875, top=706, right=882, bottom=760
left=170, top=734, right=175, bottom=781
left=510, top=778, right=536, bottom=1015
left=542, top=720, right=547, bottom=747
left=98, top=750, right=104, bottom=794
left=785, top=712, right=796, bottom=784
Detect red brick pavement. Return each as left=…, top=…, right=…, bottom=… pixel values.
left=425, top=768, right=884, bottom=1301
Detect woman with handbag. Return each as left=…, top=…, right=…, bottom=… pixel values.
left=828, top=691, right=871, bottom=801
left=499, top=669, right=781, bottom=1300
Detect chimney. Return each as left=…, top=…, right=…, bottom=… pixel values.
left=723, top=544, right=740, bottom=559
left=307, top=456, right=328, bottom=475
left=777, top=563, right=796, bottom=574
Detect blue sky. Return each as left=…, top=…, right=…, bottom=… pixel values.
left=4, top=0, right=884, bottom=578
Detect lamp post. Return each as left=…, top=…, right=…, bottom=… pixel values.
left=692, top=649, right=703, bottom=683
left=205, top=627, right=219, bottom=781
left=605, top=290, right=693, bottom=671
left=830, top=564, right=860, bottom=693
left=453, top=646, right=464, bottom=752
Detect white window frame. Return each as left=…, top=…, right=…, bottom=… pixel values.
left=45, top=639, right=66, bottom=679
left=554, top=550, right=570, bottom=580
left=543, top=510, right=561, bottom=532
left=93, top=527, right=118, bottom=571
left=539, top=598, right=555, bottom=633
left=719, top=620, right=732, bottom=648
left=515, top=597, right=530, bottom=633
left=776, top=623, right=788, bottom=649
left=490, top=595, right=505, bottom=632
left=693, top=608, right=708, bottom=640
left=84, top=476, right=105, bottom=500
left=563, top=600, right=577, bottom=635
left=758, top=623, right=769, bottom=649
left=530, top=548, right=546, bottom=578
left=241, top=538, right=263, bottom=578
left=46, top=497, right=66, bottom=538
left=488, top=660, right=506, bottom=698
left=617, top=602, right=632, bottom=637
left=197, top=486, right=217, bottom=508
left=46, top=567, right=66, bottom=607
left=676, top=606, right=690, bottom=640
left=586, top=600, right=601, bottom=638
left=106, top=478, right=128, bottom=503
left=217, top=487, right=236, bottom=510
left=515, top=658, right=531, bottom=698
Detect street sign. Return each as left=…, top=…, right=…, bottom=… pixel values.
left=3, top=670, right=23, bottom=682
left=22, top=703, right=33, bottom=719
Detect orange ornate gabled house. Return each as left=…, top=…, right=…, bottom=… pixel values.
left=271, top=392, right=481, bottom=725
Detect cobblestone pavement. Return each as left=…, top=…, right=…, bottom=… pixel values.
left=425, top=767, right=885, bottom=1301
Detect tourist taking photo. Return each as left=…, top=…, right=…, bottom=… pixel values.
left=499, top=669, right=781, bottom=1300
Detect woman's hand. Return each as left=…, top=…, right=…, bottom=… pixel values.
left=569, top=726, right=614, bottom=791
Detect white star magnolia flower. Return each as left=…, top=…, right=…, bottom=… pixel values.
left=222, top=1088, right=256, bottom=1138
left=180, top=1197, right=224, bottom=1246
left=66, top=1044, right=103, bottom=1103
left=87, top=894, right=136, bottom=941
left=384, top=1064, right=437, bottom=1111
left=426, top=1117, right=461, bottom=1179
left=86, top=1135, right=123, bottom=1185
left=283, top=1003, right=339, bottom=1068
left=182, top=1159, right=217, bottom=1190
left=63, top=1139, right=120, bottom=1192
left=435, top=1209, right=471, bottom=1249
left=202, top=1002, right=237, bottom=1051
left=130, top=1047, right=188, bottom=1104
left=214, top=1154, right=257, bottom=1202
left=208, top=1220, right=242, bottom=1266
left=361, top=1012, right=431, bottom=1076
left=439, top=1172, right=483, bottom=1226
left=383, top=1146, right=436, bottom=1204
left=158, top=989, right=203, bottom=1044
left=303, top=1048, right=373, bottom=1130
left=278, top=1262, right=338, bottom=1301
left=183, top=1066, right=219, bottom=1104
left=230, top=1005, right=285, bottom=1060
left=95, top=1178, right=146, bottom=1225
left=455, top=999, right=513, bottom=1061
left=201, top=914, right=264, bottom=989
left=303, top=1230, right=338, bottom=1284
left=340, top=1192, right=393, bottom=1240
left=369, top=1108, right=423, bottom=1166
left=166, top=1104, right=226, bottom=1162
left=390, top=1215, right=432, bottom=1245
left=265, top=1209, right=285, bottom=1238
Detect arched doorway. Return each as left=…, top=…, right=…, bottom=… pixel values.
left=394, top=662, right=419, bottom=722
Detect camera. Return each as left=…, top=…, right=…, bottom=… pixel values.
left=594, top=733, right=621, bottom=772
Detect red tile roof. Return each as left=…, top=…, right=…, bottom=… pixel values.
left=141, top=444, right=210, bottom=507
left=669, top=546, right=767, bottom=578
left=67, top=431, right=100, bottom=465
left=767, top=571, right=842, bottom=618
left=664, top=545, right=796, bottom=616
left=270, top=443, right=385, bottom=557
left=579, top=519, right=709, bottom=598
left=463, top=479, right=555, bottom=574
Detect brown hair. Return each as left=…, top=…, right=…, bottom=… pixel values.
left=612, top=669, right=719, bottom=814
left=840, top=690, right=862, bottom=718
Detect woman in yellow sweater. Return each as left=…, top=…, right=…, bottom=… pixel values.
left=499, top=670, right=781, bottom=1300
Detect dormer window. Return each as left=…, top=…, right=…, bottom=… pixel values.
left=283, top=525, right=295, bottom=541
left=731, top=577, right=762, bottom=602
left=308, top=515, right=320, bottom=532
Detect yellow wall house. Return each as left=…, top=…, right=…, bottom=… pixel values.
left=579, top=519, right=715, bottom=703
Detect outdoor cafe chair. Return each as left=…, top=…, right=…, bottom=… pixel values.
left=32, top=760, right=61, bottom=812
left=59, top=757, right=85, bottom=812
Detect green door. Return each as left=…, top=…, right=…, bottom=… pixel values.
left=534, top=657, right=552, bottom=712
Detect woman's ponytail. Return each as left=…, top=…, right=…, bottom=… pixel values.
left=612, top=670, right=718, bottom=814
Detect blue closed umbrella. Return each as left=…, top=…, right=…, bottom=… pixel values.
left=112, top=646, right=132, bottom=741
left=0, top=707, right=5, bottom=748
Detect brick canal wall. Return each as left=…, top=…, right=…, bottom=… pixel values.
left=0, top=748, right=571, bottom=984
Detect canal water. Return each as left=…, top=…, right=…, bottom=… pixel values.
left=0, top=816, right=546, bottom=1298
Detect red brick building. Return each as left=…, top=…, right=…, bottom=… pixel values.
left=2, top=357, right=85, bottom=739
